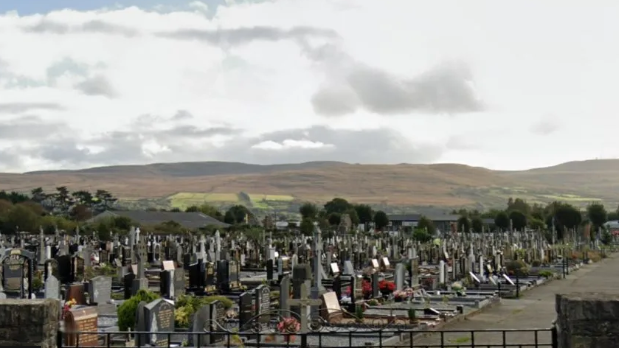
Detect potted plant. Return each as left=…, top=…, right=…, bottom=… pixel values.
left=62, top=299, right=77, bottom=319
left=408, top=308, right=417, bottom=324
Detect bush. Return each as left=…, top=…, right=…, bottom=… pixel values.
left=539, top=270, right=554, bottom=279
left=117, top=290, right=160, bottom=331
left=505, top=260, right=529, bottom=277
left=32, top=270, right=43, bottom=291
left=531, top=260, right=541, bottom=267
left=174, top=295, right=234, bottom=328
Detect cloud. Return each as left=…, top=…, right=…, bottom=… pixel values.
left=311, top=57, right=484, bottom=116
left=2, top=1, right=619, bottom=172
left=24, top=19, right=139, bottom=37
left=159, top=26, right=338, bottom=47
left=0, top=103, right=64, bottom=114
left=75, top=75, right=117, bottom=98
left=530, top=119, right=560, bottom=135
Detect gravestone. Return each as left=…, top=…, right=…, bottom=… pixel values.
left=143, top=299, right=175, bottom=347
left=279, top=275, right=291, bottom=314
left=191, top=305, right=210, bottom=347
left=159, top=270, right=174, bottom=299
left=238, top=291, right=255, bottom=331
left=63, top=306, right=98, bottom=346
left=395, top=263, right=405, bottom=291
left=209, top=300, right=226, bottom=344
left=89, top=276, right=112, bottom=305
left=44, top=274, right=60, bottom=300
left=174, top=268, right=185, bottom=297
left=205, top=262, right=216, bottom=292
left=66, top=283, right=86, bottom=305
left=123, top=273, right=135, bottom=300
left=254, top=284, right=271, bottom=329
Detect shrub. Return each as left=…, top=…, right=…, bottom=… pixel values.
left=117, top=290, right=160, bottom=331
left=539, top=270, right=554, bottom=279
left=505, top=260, right=529, bottom=277
left=531, top=260, right=541, bottom=267
left=174, top=295, right=234, bottom=328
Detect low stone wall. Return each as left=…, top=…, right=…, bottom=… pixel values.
left=555, top=292, right=619, bottom=348
left=0, top=299, right=61, bottom=348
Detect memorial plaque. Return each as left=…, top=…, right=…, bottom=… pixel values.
left=162, top=260, right=175, bottom=271
left=2, top=255, right=23, bottom=292
left=381, top=257, right=390, bottom=269
left=371, top=259, right=379, bottom=269
left=144, top=299, right=175, bottom=347
left=330, top=262, right=340, bottom=275
left=64, top=306, right=98, bottom=346
left=320, top=291, right=343, bottom=323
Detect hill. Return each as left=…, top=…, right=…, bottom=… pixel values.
left=2, top=159, right=618, bottom=212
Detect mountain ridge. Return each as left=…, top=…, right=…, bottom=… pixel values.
left=3, top=159, right=618, bottom=209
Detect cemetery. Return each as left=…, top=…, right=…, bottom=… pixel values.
left=0, top=216, right=612, bottom=348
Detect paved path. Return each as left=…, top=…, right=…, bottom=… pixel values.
left=406, top=254, right=619, bottom=347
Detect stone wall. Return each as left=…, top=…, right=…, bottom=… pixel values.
left=556, top=293, right=619, bottom=348
left=0, top=299, right=61, bottom=348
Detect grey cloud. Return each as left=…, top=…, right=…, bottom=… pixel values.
left=445, top=135, right=480, bottom=150
left=312, top=61, right=484, bottom=116
left=0, top=103, right=64, bottom=114
left=0, top=116, right=64, bottom=139
left=75, top=75, right=117, bottom=98
left=172, top=110, right=193, bottom=120
left=23, top=20, right=138, bottom=37
left=530, top=119, right=560, bottom=135
left=10, top=124, right=441, bottom=169
left=159, top=26, right=338, bottom=46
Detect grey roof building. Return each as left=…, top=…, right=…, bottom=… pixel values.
left=88, top=210, right=229, bottom=229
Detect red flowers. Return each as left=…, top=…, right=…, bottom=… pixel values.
left=362, top=280, right=372, bottom=298
left=379, top=280, right=395, bottom=293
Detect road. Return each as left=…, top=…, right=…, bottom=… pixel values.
left=404, top=254, right=619, bottom=347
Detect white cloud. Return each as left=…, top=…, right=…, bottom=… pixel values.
left=252, top=139, right=334, bottom=150
left=0, top=0, right=618, bottom=172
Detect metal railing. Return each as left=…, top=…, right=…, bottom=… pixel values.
left=57, top=327, right=556, bottom=348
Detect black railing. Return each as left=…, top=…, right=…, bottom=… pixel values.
left=57, top=327, right=556, bottom=348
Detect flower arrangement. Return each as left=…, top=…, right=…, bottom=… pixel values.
left=344, top=286, right=352, bottom=297
left=378, top=280, right=395, bottom=294
left=362, top=280, right=372, bottom=299
left=276, top=317, right=301, bottom=334
left=62, top=298, right=77, bottom=319
left=392, top=290, right=410, bottom=302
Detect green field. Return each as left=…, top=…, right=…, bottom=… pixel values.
left=168, top=192, right=239, bottom=209
left=248, top=193, right=295, bottom=209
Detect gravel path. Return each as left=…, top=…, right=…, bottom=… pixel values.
left=403, top=254, right=619, bottom=347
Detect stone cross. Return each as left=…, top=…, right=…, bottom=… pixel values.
left=287, top=280, right=322, bottom=334
left=135, top=237, right=147, bottom=278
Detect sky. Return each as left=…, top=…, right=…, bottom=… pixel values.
left=1, top=0, right=618, bottom=173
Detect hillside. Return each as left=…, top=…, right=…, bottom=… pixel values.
left=2, top=159, right=618, bottom=211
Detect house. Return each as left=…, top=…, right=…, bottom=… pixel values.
left=388, top=214, right=495, bottom=233
left=87, top=210, right=230, bottom=229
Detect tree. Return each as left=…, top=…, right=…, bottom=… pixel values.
left=328, top=213, right=341, bottom=226
left=299, top=203, right=318, bottom=220
left=471, top=217, right=483, bottom=233
left=417, top=216, right=436, bottom=234
left=373, top=211, right=389, bottom=231
left=300, top=218, right=314, bottom=236
left=324, top=198, right=352, bottom=215
left=224, top=205, right=252, bottom=225
left=587, top=203, right=607, bottom=229
left=6, top=204, right=39, bottom=232
left=507, top=197, right=531, bottom=216
left=353, top=204, right=374, bottom=225
left=345, top=208, right=360, bottom=226
left=457, top=216, right=470, bottom=232
left=508, top=211, right=527, bottom=230
left=494, top=211, right=510, bottom=230
left=412, top=229, right=432, bottom=243
left=550, top=203, right=582, bottom=240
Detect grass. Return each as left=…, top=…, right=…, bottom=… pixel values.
left=168, top=192, right=239, bottom=209
left=248, top=194, right=295, bottom=202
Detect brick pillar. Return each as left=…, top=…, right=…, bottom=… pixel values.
left=556, top=293, right=619, bottom=348
left=0, top=299, right=61, bottom=348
